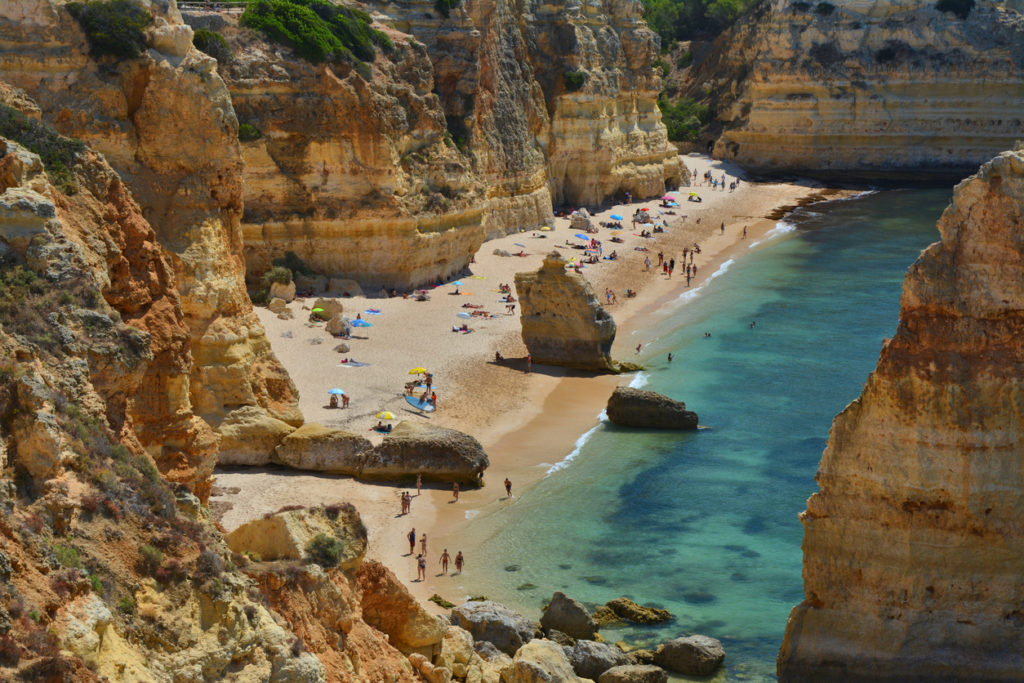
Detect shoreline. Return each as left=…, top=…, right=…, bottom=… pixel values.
left=210, top=154, right=847, bottom=611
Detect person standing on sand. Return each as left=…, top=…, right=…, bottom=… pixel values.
left=455, top=551, right=465, bottom=574
left=505, top=478, right=512, bottom=498
left=416, top=474, right=422, bottom=496
left=668, top=353, right=673, bottom=363
left=644, top=255, right=650, bottom=272
left=420, top=534, right=428, bottom=557
left=416, top=553, right=426, bottom=581
left=635, top=343, right=642, bottom=354
left=743, top=225, right=747, bottom=239
left=452, top=482, right=459, bottom=502
left=407, top=528, right=416, bottom=555
left=440, top=549, right=451, bottom=574
left=721, top=221, right=725, bottom=234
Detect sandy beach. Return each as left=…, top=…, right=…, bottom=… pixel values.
left=211, top=154, right=839, bottom=608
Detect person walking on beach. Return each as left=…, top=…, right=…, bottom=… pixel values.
left=400, top=491, right=408, bottom=515
left=416, top=474, right=422, bottom=496
left=668, top=353, right=673, bottom=363
left=743, top=225, right=747, bottom=239
left=440, top=549, right=451, bottom=574
left=644, top=255, right=650, bottom=272
left=416, top=553, right=426, bottom=581
left=454, top=551, right=465, bottom=574
left=452, top=482, right=460, bottom=502
left=720, top=221, right=725, bottom=234
left=635, top=343, right=642, bottom=354
left=657, top=251, right=664, bottom=266
left=504, top=477, right=512, bottom=498
left=420, top=534, right=428, bottom=557
left=407, top=528, right=416, bottom=555
left=526, top=354, right=532, bottom=373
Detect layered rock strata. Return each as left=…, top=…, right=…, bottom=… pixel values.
left=700, top=0, right=1024, bottom=175
left=516, top=251, right=618, bottom=371
left=778, top=150, right=1024, bottom=680
left=0, top=0, right=302, bottom=464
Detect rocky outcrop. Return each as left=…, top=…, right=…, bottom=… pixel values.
left=654, top=635, right=725, bottom=676
left=540, top=591, right=597, bottom=640
left=451, top=600, right=538, bottom=656
left=226, top=504, right=368, bottom=570
left=272, top=423, right=372, bottom=472
left=516, top=251, right=618, bottom=372
left=0, top=0, right=303, bottom=466
left=777, top=150, right=1024, bottom=680
left=605, top=387, right=698, bottom=429
left=361, top=420, right=489, bottom=483
left=355, top=560, right=447, bottom=655
left=504, top=639, right=588, bottom=683
left=599, top=664, right=669, bottom=683
left=698, top=0, right=1024, bottom=176
left=568, top=640, right=631, bottom=680
left=603, top=597, right=674, bottom=625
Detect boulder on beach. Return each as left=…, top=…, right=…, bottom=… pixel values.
left=333, top=342, right=351, bottom=353
left=361, top=421, right=489, bottom=483
left=654, top=635, right=725, bottom=676
left=568, top=640, right=631, bottom=679
left=605, top=387, right=698, bottom=429
left=541, top=591, right=597, bottom=640
left=216, top=405, right=298, bottom=466
left=598, top=664, right=669, bottom=683
left=604, top=597, right=674, bottom=625
left=312, top=297, right=343, bottom=319
left=225, top=504, right=366, bottom=570
left=505, top=639, right=587, bottom=683
left=450, top=600, right=537, bottom=656
left=268, top=297, right=288, bottom=313
left=273, top=423, right=371, bottom=473
left=516, top=251, right=618, bottom=372
left=269, top=280, right=296, bottom=302
left=326, top=313, right=351, bottom=337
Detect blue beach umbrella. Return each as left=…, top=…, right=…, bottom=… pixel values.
left=610, top=214, right=624, bottom=221
left=351, top=319, right=373, bottom=327
left=451, top=280, right=464, bottom=287
left=456, top=312, right=473, bottom=319
left=575, top=233, right=590, bottom=240
left=327, top=388, right=345, bottom=395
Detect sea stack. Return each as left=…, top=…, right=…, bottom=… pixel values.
left=606, top=387, right=698, bottom=429
left=777, top=150, right=1024, bottom=681
left=516, top=251, right=617, bottom=372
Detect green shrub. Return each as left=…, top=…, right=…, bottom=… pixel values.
left=88, top=574, right=103, bottom=594
left=435, top=0, right=461, bottom=17
left=641, top=0, right=758, bottom=43
left=305, top=533, right=344, bottom=567
left=193, top=27, right=232, bottom=63
left=791, top=1, right=811, bottom=9
left=0, top=104, right=84, bottom=194
left=262, top=266, right=292, bottom=287
left=563, top=70, right=586, bottom=92
left=116, top=596, right=135, bottom=615
left=676, top=50, right=692, bottom=69
left=52, top=544, right=81, bottom=568
left=653, top=58, right=670, bottom=79
left=66, top=0, right=153, bottom=60
left=241, top=0, right=392, bottom=65
left=138, top=544, right=163, bottom=574
left=815, top=2, right=835, bottom=14
left=657, top=95, right=711, bottom=142
left=238, top=123, right=263, bottom=142
left=936, top=0, right=973, bottom=19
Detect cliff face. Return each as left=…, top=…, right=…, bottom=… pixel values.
left=189, top=0, right=680, bottom=289
left=778, top=150, right=1024, bottom=680
left=0, top=0, right=302, bottom=462
left=701, top=0, right=1024, bottom=175
left=516, top=250, right=617, bottom=371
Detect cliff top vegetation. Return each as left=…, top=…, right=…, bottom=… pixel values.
left=66, top=0, right=153, bottom=60
left=642, top=0, right=761, bottom=44
left=240, top=0, right=393, bottom=65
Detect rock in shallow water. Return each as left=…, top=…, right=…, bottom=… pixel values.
left=540, top=591, right=597, bottom=640
left=654, top=635, right=724, bottom=676
left=605, top=386, right=698, bottom=429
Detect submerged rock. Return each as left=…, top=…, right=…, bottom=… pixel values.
left=604, top=597, right=674, bottom=625
left=605, top=387, right=698, bottom=429
left=599, top=664, right=669, bottom=683
left=540, top=591, right=597, bottom=640
left=516, top=251, right=618, bottom=372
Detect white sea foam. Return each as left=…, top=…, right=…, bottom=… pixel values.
left=676, top=258, right=734, bottom=303
left=545, top=410, right=607, bottom=476
left=748, top=220, right=796, bottom=248
left=629, top=372, right=649, bottom=389
left=464, top=509, right=480, bottom=520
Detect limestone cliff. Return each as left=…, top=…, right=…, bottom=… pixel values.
left=516, top=250, right=617, bottom=371
left=778, top=150, right=1024, bottom=680
left=696, top=0, right=1024, bottom=175
left=0, top=0, right=303, bottom=464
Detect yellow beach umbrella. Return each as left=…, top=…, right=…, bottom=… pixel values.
left=376, top=411, right=395, bottom=420
left=408, top=367, right=428, bottom=375
left=540, top=226, right=552, bottom=231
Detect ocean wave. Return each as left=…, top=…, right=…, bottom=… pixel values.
left=464, top=509, right=480, bottom=520
left=676, top=258, right=734, bottom=303
left=545, top=410, right=607, bottom=476
left=629, top=372, right=649, bottom=388
left=748, top=220, right=796, bottom=248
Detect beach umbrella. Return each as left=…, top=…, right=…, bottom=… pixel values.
left=574, top=233, right=590, bottom=240
left=351, top=319, right=372, bottom=327
left=540, top=226, right=552, bottom=231
left=375, top=411, right=395, bottom=420
left=689, top=192, right=699, bottom=197
left=514, top=242, right=526, bottom=248
left=610, top=230, right=622, bottom=235
left=641, top=208, right=649, bottom=212
left=408, top=367, right=428, bottom=374
left=662, top=195, right=675, bottom=201
left=451, top=280, right=464, bottom=286
left=311, top=307, right=325, bottom=313
left=327, top=388, right=345, bottom=395
left=610, top=214, right=624, bottom=220
left=456, top=312, right=473, bottom=319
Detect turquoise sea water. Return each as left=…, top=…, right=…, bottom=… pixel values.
left=459, top=189, right=950, bottom=680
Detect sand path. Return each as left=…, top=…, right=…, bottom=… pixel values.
left=212, top=154, right=838, bottom=605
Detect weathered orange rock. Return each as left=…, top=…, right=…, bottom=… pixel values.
left=778, top=150, right=1024, bottom=680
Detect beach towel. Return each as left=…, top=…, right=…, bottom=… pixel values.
left=364, top=309, right=382, bottom=315
left=338, top=361, right=371, bottom=367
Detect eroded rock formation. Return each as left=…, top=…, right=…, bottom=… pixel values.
left=606, top=386, right=698, bottom=429
left=516, top=251, right=618, bottom=371
left=778, top=150, right=1024, bottom=680
left=0, top=0, right=302, bottom=465
left=698, top=0, right=1024, bottom=175
left=361, top=420, right=489, bottom=483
